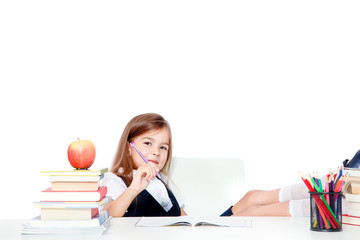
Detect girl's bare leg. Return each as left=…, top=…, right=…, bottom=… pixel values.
left=233, top=201, right=290, bottom=216
left=231, top=188, right=290, bottom=216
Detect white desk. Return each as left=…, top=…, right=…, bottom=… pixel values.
left=0, top=217, right=358, bottom=240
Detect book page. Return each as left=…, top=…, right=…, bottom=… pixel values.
left=136, top=216, right=252, bottom=227
left=192, top=216, right=252, bottom=227
left=136, top=216, right=192, bottom=227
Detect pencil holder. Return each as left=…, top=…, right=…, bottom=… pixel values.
left=309, top=191, right=342, bottom=232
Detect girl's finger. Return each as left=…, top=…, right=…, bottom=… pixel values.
left=147, top=166, right=156, bottom=181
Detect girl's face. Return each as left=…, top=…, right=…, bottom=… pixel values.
left=130, top=128, right=170, bottom=172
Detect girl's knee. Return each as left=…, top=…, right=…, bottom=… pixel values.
left=244, top=189, right=281, bottom=205
left=245, top=189, right=261, bottom=196
left=244, top=190, right=264, bottom=200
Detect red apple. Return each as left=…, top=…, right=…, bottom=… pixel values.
left=67, top=138, right=96, bottom=169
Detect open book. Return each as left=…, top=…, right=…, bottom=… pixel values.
left=136, top=216, right=252, bottom=227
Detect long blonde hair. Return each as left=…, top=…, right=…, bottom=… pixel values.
left=111, top=113, right=173, bottom=185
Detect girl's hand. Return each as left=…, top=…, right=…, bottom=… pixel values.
left=128, top=164, right=157, bottom=193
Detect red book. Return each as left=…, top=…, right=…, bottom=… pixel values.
left=41, top=186, right=107, bottom=202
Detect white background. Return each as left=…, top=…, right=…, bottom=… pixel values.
left=1, top=1, right=360, bottom=219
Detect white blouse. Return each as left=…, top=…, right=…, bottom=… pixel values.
left=101, top=170, right=184, bottom=212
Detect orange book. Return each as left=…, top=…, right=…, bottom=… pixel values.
left=41, top=186, right=107, bottom=202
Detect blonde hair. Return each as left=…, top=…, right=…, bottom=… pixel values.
left=111, top=113, right=173, bottom=185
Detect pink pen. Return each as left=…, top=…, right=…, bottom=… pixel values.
left=129, top=141, right=160, bottom=178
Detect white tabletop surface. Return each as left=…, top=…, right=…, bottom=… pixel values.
left=0, top=217, right=358, bottom=240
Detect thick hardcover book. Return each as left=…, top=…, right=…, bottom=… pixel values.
left=345, top=193, right=360, bottom=203
left=51, top=181, right=100, bottom=191
left=34, top=196, right=111, bottom=209
left=343, top=214, right=360, bottom=226
left=41, top=186, right=107, bottom=202
left=41, top=207, right=99, bottom=220
left=21, top=214, right=111, bottom=236
left=25, top=211, right=110, bottom=228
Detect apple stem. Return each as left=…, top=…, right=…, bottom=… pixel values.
left=77, top=137, right=80, bottom=141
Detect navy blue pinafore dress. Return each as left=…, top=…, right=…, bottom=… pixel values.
left=121, top=177, right=181, bottom=217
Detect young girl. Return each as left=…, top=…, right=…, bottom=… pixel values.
left=103, top=112, right=318, bottom=217
left=103, top=112, right=355, bottom=217
left=102, top=113, right=187, bottom=217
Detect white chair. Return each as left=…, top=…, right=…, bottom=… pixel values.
left=169, top=157, right=246, bottom=216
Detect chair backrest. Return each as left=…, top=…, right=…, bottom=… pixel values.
left=169, top=157, right=246, bottom=216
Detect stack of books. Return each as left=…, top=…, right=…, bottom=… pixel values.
left=343, top=167, right=360, bottom=226
left=22, top=168, right=111, bottom=236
